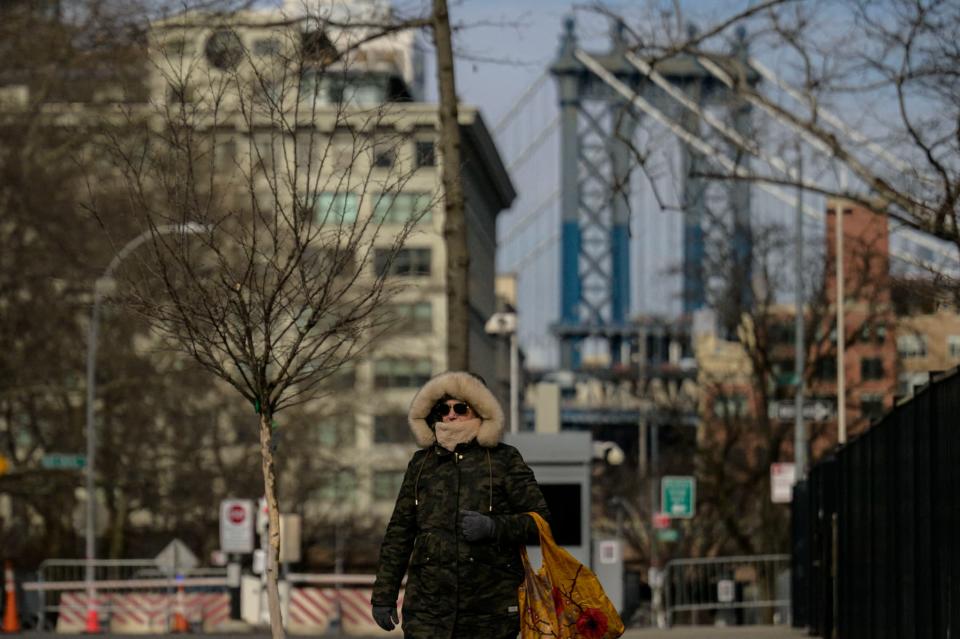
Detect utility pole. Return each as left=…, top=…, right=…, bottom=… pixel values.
left=793, top=147, right=807, bottom=477
left=835, top=173, right=847, bottom=445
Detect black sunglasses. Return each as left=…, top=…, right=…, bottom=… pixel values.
left=433, top=401, right=470, bottom=417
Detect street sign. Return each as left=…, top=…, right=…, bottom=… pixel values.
left=661, top=476, right=696, bottom=518
left=42, top=453, right=86, bottom=470
left=770, top=463, right=797, bottom=503
left=155, top=538, right=198, bottom=576
left=279, top=514, right=302, bottom=563
left=220, top=499, right=255, bottom=554
left=598, top=540, right=619, bottom=565
left=652, top=513, right=671, bottom=529
left=768, top=399, right=835, bottom=422
left=717, top=579, right=735, bottom=603
left=257, top=497, right=269, bottom=535
left=656, top=529, right=679, bottom=543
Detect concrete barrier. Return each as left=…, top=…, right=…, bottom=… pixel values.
left=287, top=587, right=337, bottom=635
left=340, top=589, right=403, bottom=636
left=110, top=593, right=168, bottom=634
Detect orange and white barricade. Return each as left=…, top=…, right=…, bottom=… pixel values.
left=187, top=592, right=231, bottom=632
left=109, top=593, right=168, bottom=634
left=55, top=593, right=108, bottom=634
left=340, top=588, right=403, bottom=636
left=287, top=587, right=337, bottom=635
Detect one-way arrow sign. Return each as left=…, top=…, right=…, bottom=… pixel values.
left=768, top=399, right=835, bottom=422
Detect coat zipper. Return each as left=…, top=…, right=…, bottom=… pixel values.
left=452, top=449, right=461, bottom=638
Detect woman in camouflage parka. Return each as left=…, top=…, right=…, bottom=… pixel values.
left=371, top=371, right=550, bottom=639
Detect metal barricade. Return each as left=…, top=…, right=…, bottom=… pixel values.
left=663, top=554, right=791, bottom=627
left=32, top=559, right=227, bottom=631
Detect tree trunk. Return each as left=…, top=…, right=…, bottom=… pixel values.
left=433, top=0, right=470, bottom=371
left=258, top=411, right=284, bottom=639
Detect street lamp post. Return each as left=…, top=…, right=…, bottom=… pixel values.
left=84, top=224, right=206, bottom=632
left=484, top=311, right=519, bottom=433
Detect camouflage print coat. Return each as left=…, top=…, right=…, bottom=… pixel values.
left=372, top=372, right=550, bottom=639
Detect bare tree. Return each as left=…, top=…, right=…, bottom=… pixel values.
left=689, top=207, right=896, bottom=559
left=431, top=0, right=470, bottom=369
left=91, top=9, right=434, bottom=636
left=591, top=0, right=959, bottom=280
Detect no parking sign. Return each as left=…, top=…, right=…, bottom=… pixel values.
left=220, top=499, right=255, bottom=553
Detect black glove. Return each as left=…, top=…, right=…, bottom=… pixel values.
left=372, top=604, right=399, bottom=631
left=460, top=509, right=496, bottom=541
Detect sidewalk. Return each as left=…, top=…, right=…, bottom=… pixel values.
left=624, top=626, right=807, bottom=639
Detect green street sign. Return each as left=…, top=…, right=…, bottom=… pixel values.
left=657, top=528, right=680, bottom=543
left=42, top=454, right=86, bottom=470
left=661, top=475, right=696, bottom=519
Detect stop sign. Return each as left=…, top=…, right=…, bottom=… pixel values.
left=220, top=499, right=254, bottom=553
left=228, top=504, right=246, bottom=524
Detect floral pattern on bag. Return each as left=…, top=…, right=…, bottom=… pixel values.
left=518, top=512, right=624, bottom=639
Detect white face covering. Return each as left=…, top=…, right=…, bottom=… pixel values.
left=434, top=417, right=481, bottom=452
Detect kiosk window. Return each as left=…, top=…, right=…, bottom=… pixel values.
left=539, top=483, right=582, bottom=546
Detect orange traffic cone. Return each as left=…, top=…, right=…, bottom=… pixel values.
left=2, top=561, right=20, bottom=633
left=83, top=584, right=101, bottom=634
left=172, top=584, right=188, bottom=633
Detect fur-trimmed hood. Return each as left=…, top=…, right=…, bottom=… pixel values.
left=407, top=371, right=504, bottom=448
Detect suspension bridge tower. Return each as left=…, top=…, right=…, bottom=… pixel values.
left=551, top=18, right=757, bottom=370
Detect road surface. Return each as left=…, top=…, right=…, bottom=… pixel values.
left=28, top=627, right=809, bottom=639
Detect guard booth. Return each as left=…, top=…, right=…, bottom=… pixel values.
left=504, top=431, right=624, bottom=612
left=504, top=432, right=592, bottom=566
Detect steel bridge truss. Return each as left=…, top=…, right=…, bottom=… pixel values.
left=551, top=18, right=755, bottom=369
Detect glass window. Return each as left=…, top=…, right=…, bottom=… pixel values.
left=948, top=335, right=960, bottom=359
left=415, top=140, right=435, bottom=167
left=712, top=394, right=748, bottom=418
left=313, top=192, right=359, bottom=224
left=314, top=469, right=357, bottom=501
left=299, top=69, right=330, bottom=104
left=815, top=357, right=837, bottom=380
left=374, top=248, right=431, bottom=277
left=897, top=334, right=927, bottom=358
left=165, top=38, right=195, bottom=58
left=771, top=359, right=796, bottom=387
left=770, top=323, right=794, bottom=345
left=167, top=82, right=195, bottom=105
left=314, top=415, right=356, bottom=448
left=215, top=137, right=237, bottom=171
left=373, top=358, right=432, bottom=388
left=860, top=357, right=885, bottom=380
left=253, top=37, right=280, bottom=57
left=252, top=133, right=276, bottom=171
left=373, top=470, right=405, bottom=501
left=373, top=193, right=432, bottom=224
left=860, top=393, right=885, bottom=422
left=373, top=413, right=410, bottom=444
left=388, top=301, right=432, bottom=334
left=373, top=147, right=395, bottom=168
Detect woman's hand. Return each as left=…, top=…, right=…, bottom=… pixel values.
left=372, top=604, right=399, bottom=631
left=460, top=510, right=496, bottom=541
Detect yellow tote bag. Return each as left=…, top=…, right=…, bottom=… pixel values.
left=518, top=512, right=625, bottom=639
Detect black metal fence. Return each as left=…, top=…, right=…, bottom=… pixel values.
left=792, top=369, right=960, bottom=638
